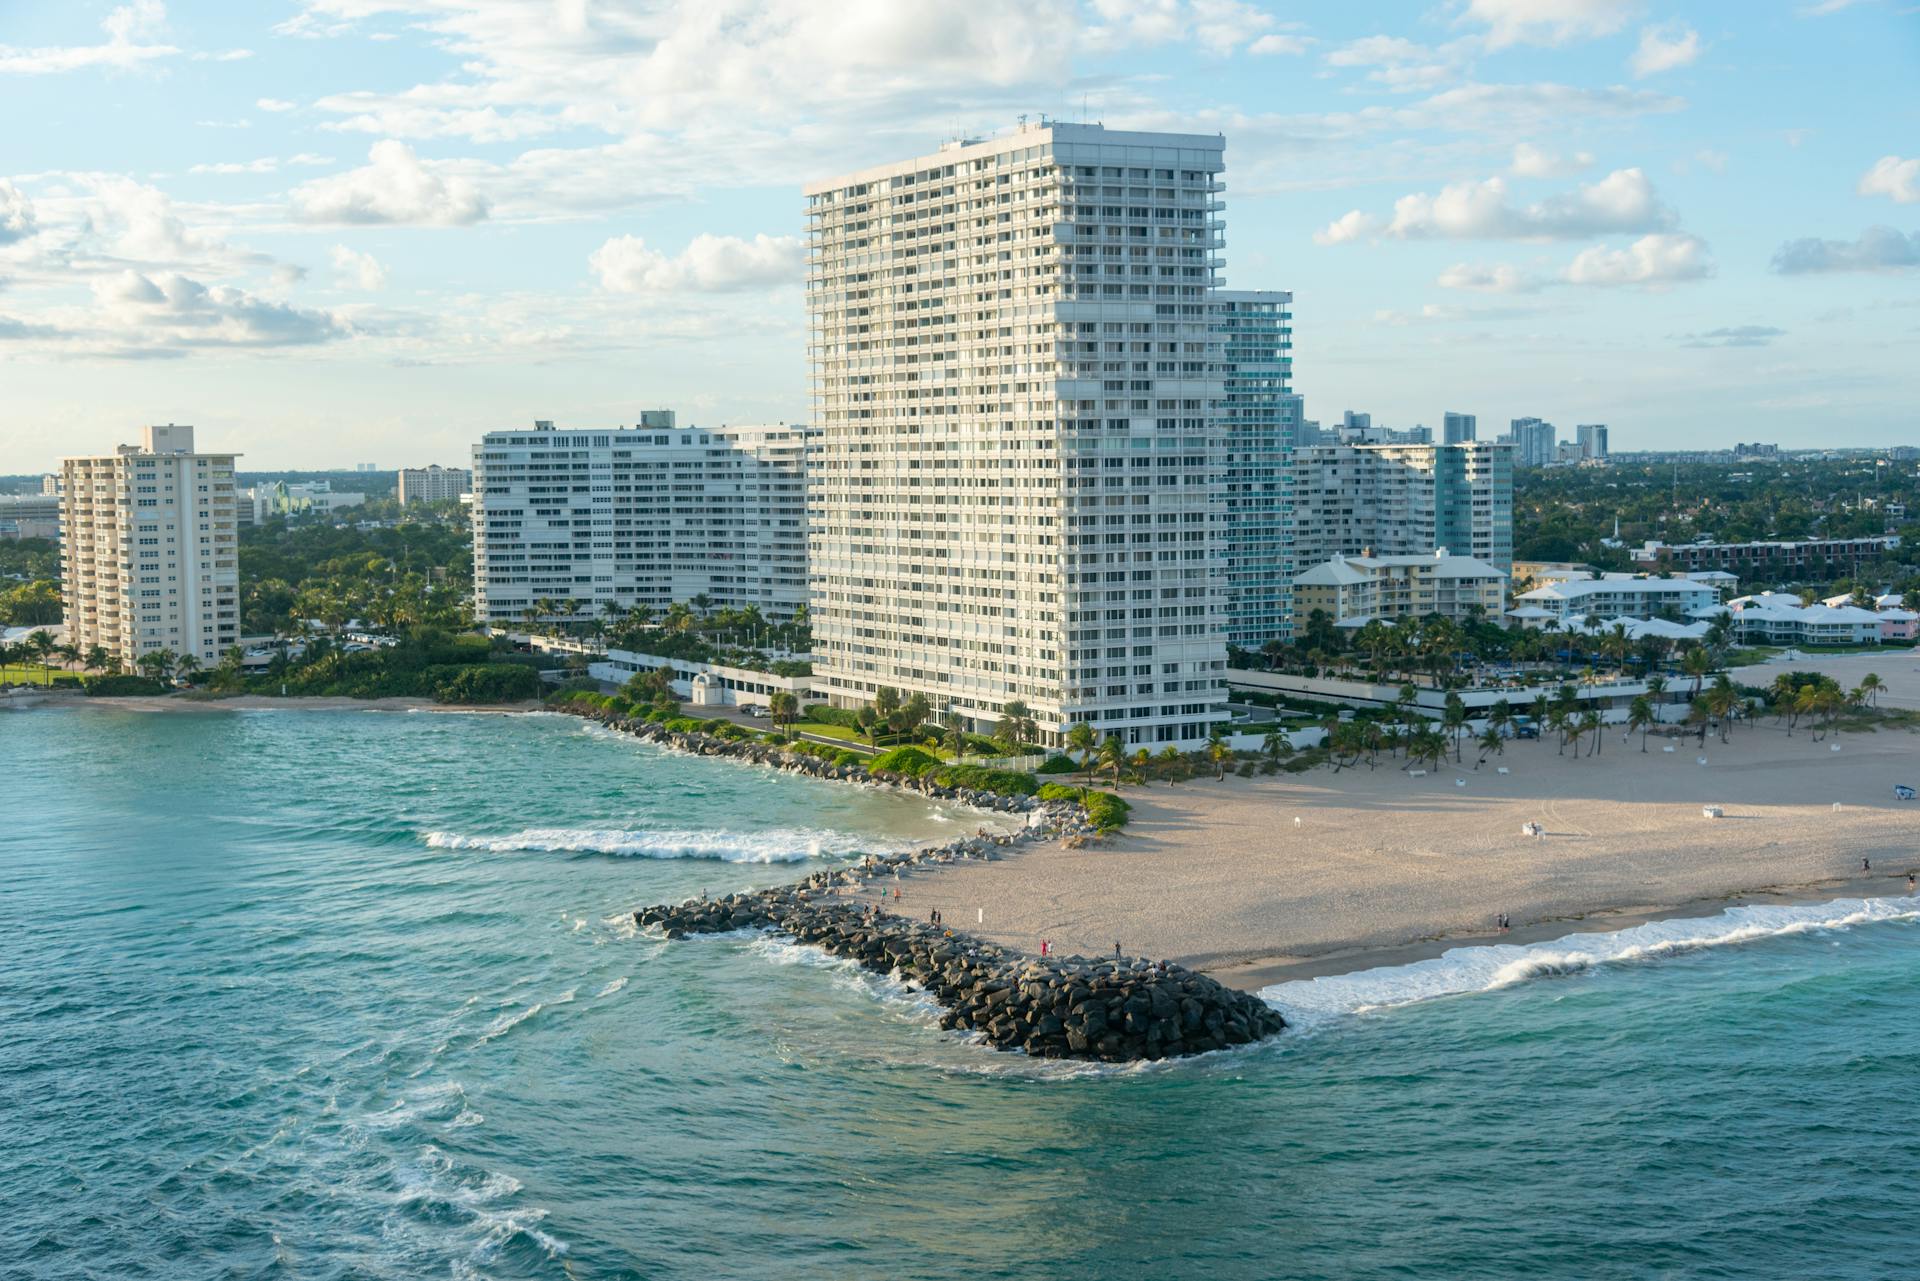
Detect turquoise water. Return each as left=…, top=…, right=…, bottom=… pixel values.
left=4, top=707, right=1918, bottom=1279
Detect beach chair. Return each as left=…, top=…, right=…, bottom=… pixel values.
left=1896, top=785, right=1916, bottom=801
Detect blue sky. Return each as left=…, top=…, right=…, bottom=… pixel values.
left=1, top=0, right=1916, bottom=471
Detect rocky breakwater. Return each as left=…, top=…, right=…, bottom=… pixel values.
left=635, top=887, right=1286, bottom=1063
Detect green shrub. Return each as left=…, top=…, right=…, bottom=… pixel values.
left=1036, top=782, right=1084, bottom=802
left=869, top=745, right=942, bottom=776
left=1036, top=753, right=1079, bottom=775
left=83, top=674, right=169, bottom=697
left=1081, top=790, right=1131, bottom=832
left=802, top=703, right=861, bottom=729
left=930, top=765, right=1039, bottom=797
left=833, top=749, right=865, bottom=768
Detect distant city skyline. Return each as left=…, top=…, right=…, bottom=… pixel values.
left=3, top=0, right=1917, bottom=471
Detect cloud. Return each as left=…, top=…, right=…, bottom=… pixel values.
left=1630, top=22, right=1699, bottom=76
left=1313, top=209, right=1380, bottom=245
left=1461, top=0, right=1638, bottom=49
left=1510, top=142, right=1593, bottom=177
left=0, top=0, right=178, bottom=75
left=1086, top=0, right=1279, bottom=56
left=1858, top=155, right=1920, bottom=204
left=1437, top=261, right=1540, bottom=292
left=1564, top=232, right=1713, bottom=285
left=1248, top=34, right=1311, bottom=55
left=91, top=268, right=348, bottom=349
left=1322, top=167, right=1675, bottom=243
left=292, top=141, right=489, bottom=225
left=1677, top=325, right=1786, bottom=348
left=1770, top=226, right=1920, bottom=274
left=257, top=97, right=297, bottom=112
left=1324, top=34, right=1469, bottom=92
left=190, top=158, right=281, bottom=175
left=1799, top=0, right=1872, bottom=13
left=590, top=233, right=804, bottom=294
left=330, top=245, right=388, bottom=290
left=0, top=180, right=36, bottom=245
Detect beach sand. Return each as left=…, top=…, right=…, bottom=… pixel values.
left=880, top=653, right=1920, bottom=990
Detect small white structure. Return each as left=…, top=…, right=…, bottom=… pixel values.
left=1702, top=805, right=1723, bottom=819
left=687, top=672, right=723, bottom=706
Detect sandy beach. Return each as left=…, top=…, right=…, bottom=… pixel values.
left=880, top=653, right=1920, bottom=990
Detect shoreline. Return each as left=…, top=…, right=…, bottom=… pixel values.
left=4, top=690, right=545, bottom=714
left=1203, top=869, right=1919, bottom=990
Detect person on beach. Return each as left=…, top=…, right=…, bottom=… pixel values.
left=1115, top=941, right=1122, bottom=958
left=1908, top=873, right=1915, bottom=894
left=1863, top=857, right=1871, bottom=873
left=893, top=887, right=901, bottom=901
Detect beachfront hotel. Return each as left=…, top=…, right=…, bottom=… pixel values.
left=1292, top=439, right=1514, bottom=575
left=59, top=424, right=241, bottom=671
left=470, top=416, right=813, bottom=627
left=803, top=120, right=1246, bottom=748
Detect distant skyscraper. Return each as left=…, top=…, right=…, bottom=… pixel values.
left=1577, top=423, right=1610, bottom=461
left=805, top=120, right=1231, bottom=748
left=1211, top=290, right=1298, bottom=647
left=61, top=425, right=240, bottom=670
left=1442, top=411, right=1477, bottom=444
left=1508, top=417, right=1556, bottom=467
left=1293, top=440, right=1513, bottom=573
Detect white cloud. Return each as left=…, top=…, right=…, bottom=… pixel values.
left=1460, top=0, right=1638, bottom=49
left=1629, top=22, right=1699, bottom=76
left=0, top=0, right=178, bottom=75
left=1087, top=0, right=1277, bottom=56
left=189, top=158, right=281, bottom=175
left=292, top=141, right=489, bottom=225
left=1324, top=34, right=1470, bottom=92
left=1676, top=325, right=1785, bottom=348
left=1248, top=34, right=1311, bottom=56
left=1510, top=142, right=1593, bottom=177
left=90, top=268, right=348, bottom=349
left=1799, top=0, right=1872, bottom=13
left=1858, top=155, right=1920, bottom=204
left=1771, top=226, right=1920, bottom=273
left=1437, top=261, right=1539, bottom=292
left=257, top=97, right=297, bottom=112
left=0, top=180, right=36, bottom=245
left=1313, top=210, right=1380, bottom=246
left=330, top=244, right=388, bottom=290
left=82, top=175, right=224, bottom=262
left=590, top=233, right=804, bottom=294
left=289, top=153, right=336, bottom=167
left=1564, top=232, right=1712, bottom=285
left=1323, top=167, right=1674, bottom=243
left=193, top=48, right=254, bottom=62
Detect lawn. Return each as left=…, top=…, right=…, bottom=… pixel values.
left=0, top=663, right=63, bottom=685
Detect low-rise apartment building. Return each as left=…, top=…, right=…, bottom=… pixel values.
left=1292, top=552, right=1506, bottom=628
left=1510, top=575, right=1719, bottom=626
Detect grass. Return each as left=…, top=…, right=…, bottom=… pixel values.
left=0, top=662, right=63, bottom=685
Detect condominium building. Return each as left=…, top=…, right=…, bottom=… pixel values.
left=0, top=491, right=62, bottom=542
left=1442, top=411, right=1477, bottom=444
left=471, top=418, right=812, bottom=626
left=1292, top=552, right=1506, bottom=628
left=398, top=464, right=472, bottom=504
left=1293, top=440, right=1513, bottom=574
left=60, top=425, right=240, bottom=670
left=1508, top=574, right=1718, bottom=626
left=241, top=480, right=365, bottom=525
left=1210, top=290, right=1299, bottom=648
left=1506, top=417, right=1556, bottom=467
left=1576, top=423, right=1609, bottom=460
left=805, top=120, right=1231, bottom=747
left=1631, top=536, right=1901, bottom=578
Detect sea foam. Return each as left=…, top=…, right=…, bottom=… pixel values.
left=423, top=826, right=873, bottom=862
left=1261, top=896, right=1920, bottom=1028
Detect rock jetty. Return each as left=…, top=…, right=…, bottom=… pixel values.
left=636, top=885, right=1286, bottom=1062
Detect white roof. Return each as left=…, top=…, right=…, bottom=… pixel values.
left=1518, top=577, right=1713, bottom=603
left=1294, top=558, right=1373, bottom=586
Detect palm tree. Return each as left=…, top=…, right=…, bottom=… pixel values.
left=768, top=690, right=798, bottom=732
left=1261, top=727, right=1290, bottom=765
left=175, top=653, right=203, bottom=687
left=1475, top=725, right=1503, bottom=765
left=24, top=630, right=56, bottom=686
left=1207, top=738, right=1231, bottom=780
left=997, top=699, right=1037, bottom=753
left=1679, top=645, right=1712, bottom=702
left=1580, top=708, right=1603, bottom=756
left=1858, top=672, right=1884, bottom=708
left=1157, top=743, right=1184, bottom=783
left=944, top=712, right=969, bottom=763
left=1067, top=722, right=1096, bottom=781
left=1442, top=692, right=1468, bottom=763
left=83, top=644, right=112, bottom=676
left=1097, top=733, right=1127, bottom=788
left=1628, top=695, right=1655, bottom=751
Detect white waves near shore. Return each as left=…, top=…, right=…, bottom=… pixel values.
left=1261, top=896, right=1920, bottom=1028
left=423, top=826, right=874, bottom=862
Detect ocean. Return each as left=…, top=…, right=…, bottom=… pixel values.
left=3, top=706, right=1917, bottom=1279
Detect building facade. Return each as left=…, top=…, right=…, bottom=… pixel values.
left=1293, top=440, right=1513, bottom=574
left=60, top=425, right=240, bottom=671
left=1631, top=536, right=1900, bottom=578
left=1509, top=575, right=1719, bottom=625
left=1442, top=412, right=1477, bottom=444
left=1210, top=290, right=1298, bottom=649
left=471, top=419, right=812, bottom=627
left=805, top=120, right=1232, bottom=747
left=0, top=492, right=61, bottom=542
left=1506, top=417, right=1556, bottom=467
left=1576, top=423, right=1609, bottom=461
left=1292, top=552, right=1506, bottom=627
left=398, top=465, right=473, bottom=504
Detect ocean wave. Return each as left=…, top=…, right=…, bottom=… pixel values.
left=1261, top=896, right=1920, bottom=1028
left=423, top=826, right=874, bottom=862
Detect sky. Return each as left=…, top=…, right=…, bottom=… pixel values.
left=1, top=0, right=1917, bottom=472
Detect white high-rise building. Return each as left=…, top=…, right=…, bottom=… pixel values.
left=1577, top=423, right=1610, bottom=460
left=398, top=465, right=472, bottom=504
left=471, top=419, right=812, bottom=627
left=1293, top=440, right=1513, bottom=573
left=1442, top=411, right=1477, bottom=444
left=1211, top=290, right=1299, bottom=648
left=1507, top=417, right=1556, bottom=467
left=805, top=120, right=1230, bottom=747
left=60, top=425, right=240, bottom=670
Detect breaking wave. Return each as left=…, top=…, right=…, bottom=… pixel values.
left=1261, top=896, right=1920, bottom=1028
left=423, top=826, right=878, bottom=862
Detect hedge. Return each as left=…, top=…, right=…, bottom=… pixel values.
left=869, top=745, right=942, bottom=776
left=1036, top=753, right=1079, bottom=775
left=83, top=674, right=170, bottom=696
left=434, top=664, right=542, bottom=705
left=929, top=765, right=1038, bottom=797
